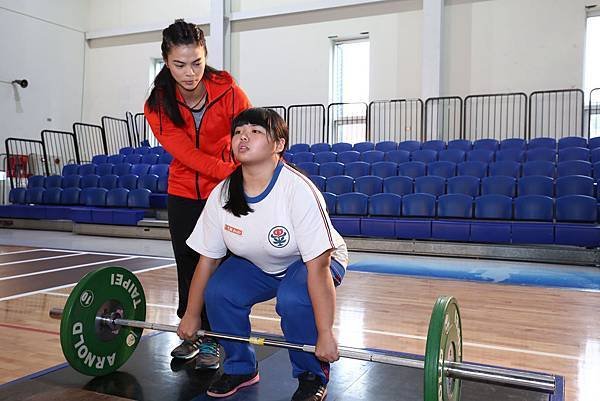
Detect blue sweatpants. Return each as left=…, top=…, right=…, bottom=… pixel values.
left=204, top=255, right=345, bottom=384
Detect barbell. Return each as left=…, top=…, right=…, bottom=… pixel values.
left=48, top=266, right=556, bottom=401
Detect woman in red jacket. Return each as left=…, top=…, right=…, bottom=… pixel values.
left=144, top=19, right=251, bottom=368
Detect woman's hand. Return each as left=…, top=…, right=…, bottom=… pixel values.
left=177, top=313, right=202, bottom=341
left=314, top=330, right=339, bottom=363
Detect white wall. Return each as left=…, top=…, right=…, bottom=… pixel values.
left=0, top=1, right=87, bottom=147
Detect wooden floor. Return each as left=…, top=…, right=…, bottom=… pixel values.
left=0, top=245, right=599, bottom=401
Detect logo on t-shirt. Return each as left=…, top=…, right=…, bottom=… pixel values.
left=268, top=226, right=289, bottom=248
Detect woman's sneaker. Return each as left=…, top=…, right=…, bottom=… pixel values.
left=195, top=337, right=220, bottom=370
left=170, top=339, right=199, bottom=360
left=206, top=370, right=260, bottom=398
left=291, top=372, right=327, bottom=401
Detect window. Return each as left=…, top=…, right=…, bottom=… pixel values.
left=150, top=58, right=164, bottom=85
left=330, top=38, right=370, bottom=144
left=585, top=15, right=600, bottom=137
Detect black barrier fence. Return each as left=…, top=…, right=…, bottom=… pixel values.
left=133, top=112, right=157, bottom=147
left=529, top=89, right=585, bottom=139
left=327, top=102, right=368, bottom=144
left=589, top=88, right=600, bottom=138
left=263, top=106, right=287, bottom=122
left=41, top=130, right=79, bottom=176
left=102, top=116, right=132, bottom=155
left=368, top=99, right=423, bottom=143
left=5, top=138, right=48, bottom=189
left=73, top=123, right=106, bottom=163
left=287, top=104, right=326, bottom=145
left=424, top=97, right=463, bottom=142
left=463, top=93, right=528, bottom=141
left=126, top=112, right=139, bottom=147
left=0, top=153, right=7, bottom=205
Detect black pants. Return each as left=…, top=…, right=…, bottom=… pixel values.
left=167, top=194, right=210, bottom=330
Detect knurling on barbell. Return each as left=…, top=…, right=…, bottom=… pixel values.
left=49, top=266, right=556, bottom=401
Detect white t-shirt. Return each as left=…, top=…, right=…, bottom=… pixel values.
left=186, top=162, right=348, bottom=276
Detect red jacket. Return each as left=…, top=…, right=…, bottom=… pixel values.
left=144, top=71, right=251, bottom=200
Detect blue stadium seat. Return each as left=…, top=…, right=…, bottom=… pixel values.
left=62, top=164, right=79, bottom=176
left=526, top=148, right=556, bottom=162
left=9, top=187, right=27, bottom=204
left=374, top=141, right=398, bottom=152
left=107, top=154, right=126, bottom=164
left=481, top=176, right=516, bottom=197
left=511, top=195, right=555, bottom=245
left=119, top=174, right=139, bottom=191
left=27, top=175, right=45, bottom=188
left=414, top=176, right=445, bottom=196
left=371, top=161, right=398, bottom=178
left=500, top=138, right=526, bottom=150
left=292, top=151, right=315, bottom=164
left=133, top=146, right=151, bottom=155
left=383, top=176, right=413, bottom=196
left=471, top=194, right=513, bottom=243
left=384, top=149, right=410, bottom=164
left=325, top=175, right=354, bottom=195
left=158, top=153, right=173, bottom=164
left=591, top=148, right=600, bottom=164
left=447, top=176, right=480, bottom=197
left=457, top=161, right=487, bottom=178
left=138, top=174, right=159, bottom=192
left=396, top=193, right=436, bottom=239
left=309, top=175, right=326, bottom=191
left=157, top=175, right=168, bottom=193
left=411, top=149, right=437, bottom=163
left=78, top=163, right=97, bottom=176
left=555, top=195, right=600, bottom=247
left=80, top=174, right=100, bottom=189
left=422, top=140, right=446, bottom=152
left=438, top=149, right=465, bottom=163
left=432, top=193, right=473, bottom=241
left=319, top=162, right=345, bottom=178
left=314, top=151, right=338, bottom=164
left=131, top=163, right=151, bottom=176
left=106, top=188, right=129, bottom=207
left=337, top=151, right=361, bottom=164
left=589, top=137, right=600, bottom=150
left=557, top=160, right=592, bottom=177
left=447, top=139, right=472, bottom=151
left=466, top=149, right=494, bottom=163
left=595, top=162, right=600, bottom=180
left=297, top=162, right=320, bottom=176
left=495, top=149, right=525, bottom=163
left=558, top=147, right=590, bottom=162
left=361, top=193, right=402, bottom=238
left=354, top=176, right=383, bottom=196
left=322, top=192, right=337, bottom=214
left=149, top=164, right=169, bottom=177
left=522, top=161, right=555, bottom=177
left=555, top=175, right=595, bottom=197
left=92, top=154, right=108, bottom=165
left=283, top=151, right=292, bottom=162
left=42, top=187, right=62, bottom=205
left=427, top=161, right=456, bottom=179
left=331, top=142, right=353, bottom=153
left=331, top=192, right=368, bottom=236
left=96, top=163, right=114, bottom=176
left=150, top=146, right=165, bottom=155
left=128, top=188, right=151, bottom=208
left=45, top=175, right=63, bottom=188
left=289, top=143, right=310, bottom=153
left=81, top=187, right=108, bottom=207
left=62, top=174, right=81, bottom=189
left=344, top=161, right=370, bottom=178
left=360, top=150, right=385, bottom=164
left=310, top=143, right=331, bottom=153
left=125, top=153, right=142, bottom=164
left=473, top=139, right=499, bottom=151
left=517, top=175, right=554, bottom=197
left=528, top=137, right=556, bottom=149
left=558, top=136, right=587, bottom=149
left=99, top=174, right=119, bottom=190
left=119, top=147, right=134, bottom=155
left=398, top=140, right=421, bottom=152
left=141, top=153, right=159, bottom=165
left=61, top=187, right=81, bottom=205
left=398, top=161, right=426, bottom=179
left=353, top=141, right=375, bottom=153
left=488, top=161, right=520, bottom=178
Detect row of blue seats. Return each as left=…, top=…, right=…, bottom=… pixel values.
left=296, top=160, right=600, bottom=179
left=61, top=163, right=169, bottom=178
left=28, top=173, right=167, bottom=193
left=118, top=145, right=166, bottom=156
left=311, top=174, right=600, bottom=199
left=287, top=137, right=600, bottom=154
left=325, top=192, right=599, bottom=247
left=286, top=147, right=599, bottom=165
left=90, top=152, right=173, bottom=166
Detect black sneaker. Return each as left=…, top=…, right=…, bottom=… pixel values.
left=170, top=339, right=199, bottom=360
left=195, top=337, right=220, bottom=370
left=291, top=372, right=327, bottom=401
left=206, top=371, right=260, bottom=398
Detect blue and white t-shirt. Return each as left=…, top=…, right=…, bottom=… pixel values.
left=186, top=162, right=348, bottom=275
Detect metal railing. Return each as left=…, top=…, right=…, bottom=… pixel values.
left=529, top=89, right=585, bottom=139
left=368, top=99, right=423, bottom=143
left=424, top=97, right=463, bottom=141
left=463, top=92, right=528, bottom=141
left=327, top=102, right=368, bottom=144
left=287, top=104, right=326, bottom=145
